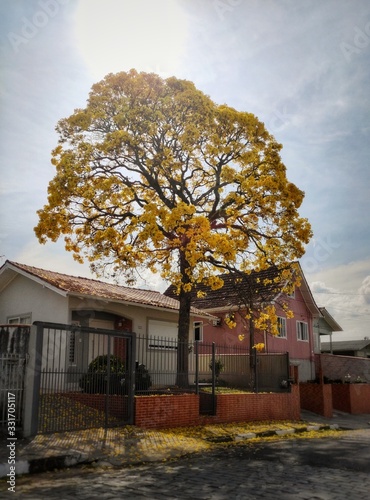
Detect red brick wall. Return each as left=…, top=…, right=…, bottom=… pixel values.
left=210, top=385, right=301, bottom=423
left=135, top=386, right=300, bottom=429
left=135, top=394, right=200, bottom=428
left=64, top=388, right=301, bottom=429
left=299, top=383, right=333, bottom=418
left=332, top=384, right=370, bottom=414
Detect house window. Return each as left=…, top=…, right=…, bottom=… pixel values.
left=297, top=321, right=308, bottom=341
left=147, top=319, right=178, bottom=350
left=194, top=321, right=203, bottom=342
left=277, top=317, right=287, bottom=338
left=8, top=314, right=31, bottom=324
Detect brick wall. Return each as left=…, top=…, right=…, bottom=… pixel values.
left=207, top=385, right=300, bottom=424
left=299, top=383, right=333, bottom=418
left=135, top=386, right=301, bottom=429
left=64, top=388, right=301, bottom=430
left=332, top=384, right=370, bottom=414
left=315, top=354, right=370, bottom=383
left=135, top=394, right=200, bottom=428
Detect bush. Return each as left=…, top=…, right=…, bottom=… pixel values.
left=135, top=362, right=151, bottom=391
left=79, top=355, right=126, bottom=394
left=86, top=354, right=126, bottom=374
left=79, top=355, right=151, bottom=394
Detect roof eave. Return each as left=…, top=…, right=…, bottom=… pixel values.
left=319, top=307, right=343, bottom=332
left=68, top=291, right=217, bottom=320
left=1, top=262, right=68, bottom=297
left=296, top=262, right=321, bottom=317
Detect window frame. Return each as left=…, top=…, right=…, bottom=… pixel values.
left=7, top=314, right=31, bottom=324
left=147, top=319, right=178, bottom=350
left=296, top=321, right=309, bottom=341
left=193, top=321, right=203, bottom=342
left=277, top=317, right=287, bottom=338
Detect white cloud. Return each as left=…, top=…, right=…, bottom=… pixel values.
left=307, top=258, right=370, bottom=339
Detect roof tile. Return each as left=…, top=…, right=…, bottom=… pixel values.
left=6, top=261, right=211, bottom=316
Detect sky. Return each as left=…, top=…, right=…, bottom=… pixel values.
left=0, top=0, right=369, bottom=340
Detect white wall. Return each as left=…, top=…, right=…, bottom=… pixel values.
left=68, top=296, right=183, bottom=336
left=0, top=274, right=69, bottom=325
left=69, top=296, right=192, bottom=387
left=292, top=359, right=315, bottom=382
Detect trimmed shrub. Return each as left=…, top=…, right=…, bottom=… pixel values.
left=79, top=355, right=151, bottom=394
left=80, top=355, right=126, bottom=395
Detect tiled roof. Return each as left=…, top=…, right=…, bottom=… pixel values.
left=165, top=266, right=287, bottom=310
left=4, top=261, right=212, bottom=317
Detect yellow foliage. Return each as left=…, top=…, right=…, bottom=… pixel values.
left=34, top=69, right=311, bottom=298
left=224, top=313, right=237, bottom=329
left=252, top=343, right=265, bottom=352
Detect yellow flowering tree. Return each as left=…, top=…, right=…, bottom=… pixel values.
left=35, top=70, right=311, bottom=387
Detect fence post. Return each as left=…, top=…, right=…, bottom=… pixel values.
left=105, top=340, right=111, bottom=429
left=286, top=352, right=291, bottom=391
left=254, top=349, right=258, bottom=394
left=128, top=333, right=136, bottom=424
left=211, top=342, right=216, bottom=414
left=23, top=324, right=43, bottom=437
left=195, top=340, right=199, bottom=395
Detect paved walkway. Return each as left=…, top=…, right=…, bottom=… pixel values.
left=1, top=410, right=369, bottom=479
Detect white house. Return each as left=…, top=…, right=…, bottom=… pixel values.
left=0, top=260, right=215, bottom=388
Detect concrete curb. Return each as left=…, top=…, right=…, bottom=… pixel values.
left=0, top=452, right=90, bottom=479
left=0, top=424, right=341, bottom=479
left=210, top=423, right=340, bottom=444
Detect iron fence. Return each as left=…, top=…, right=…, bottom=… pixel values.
left=0, top=323, right=291, bottom=434
left=135, top=335, right=290, bottom=394
left=34, top=322, right=136, bottom=433
left=0, top=325, right=30, bottom=432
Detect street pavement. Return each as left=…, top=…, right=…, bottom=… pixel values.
left=1, top=411, right=370, bottom=499
left=4, top=428, right=370, bottom=499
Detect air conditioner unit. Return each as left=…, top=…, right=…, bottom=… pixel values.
left=212, top=318, right=222, bottom=327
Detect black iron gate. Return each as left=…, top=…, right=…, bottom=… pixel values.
left=0, top=325, right=30, bottom=434
left=34, top=322, right=135, bottom=433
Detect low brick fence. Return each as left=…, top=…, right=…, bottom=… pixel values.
left=299, top=381, right=370, bottom=416
left=300, top=383, right=333, bottom=418
left=46, top=384, right=302, bottom=431
left=332, top=383, right=370, bottom=414
left=135, top=393, right=200, bottom=428
left=135, top=385, right=300, bottom=429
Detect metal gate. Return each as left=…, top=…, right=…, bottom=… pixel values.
left=33, top=322, right=135, bottom=433
left=0, top=325, right=29, bottom=434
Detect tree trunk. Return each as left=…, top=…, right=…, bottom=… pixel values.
left=176, top=251, right=192, bottom=388
left=249, top=306, right=257, bottom=392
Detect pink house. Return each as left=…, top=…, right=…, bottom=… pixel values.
left=166, top=263, right=321, bottom=382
